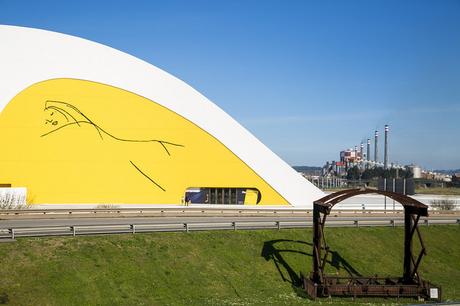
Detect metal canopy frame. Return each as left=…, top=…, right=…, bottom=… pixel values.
left=303, top=188, right=441, bottom=301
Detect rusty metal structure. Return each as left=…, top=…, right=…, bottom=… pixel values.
left=303, top=188, right=441, bottom=301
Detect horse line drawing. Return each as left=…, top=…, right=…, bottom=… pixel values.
left=42, top=100, right=185, bottom=192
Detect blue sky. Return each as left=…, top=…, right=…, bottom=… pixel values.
left=1, top=0, right=459, bottom=169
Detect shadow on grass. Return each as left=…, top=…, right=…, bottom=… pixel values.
left=261, top=239, right=362, bottom=296
left=0, top=292, right=8, bottom=304
left=261, top=239, right=310, bottom=286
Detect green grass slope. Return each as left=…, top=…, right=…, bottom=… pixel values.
left=0, top=226, right=459, bottom=305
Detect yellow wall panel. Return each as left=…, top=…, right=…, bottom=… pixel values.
left=0, top=79, right=288, bottom=205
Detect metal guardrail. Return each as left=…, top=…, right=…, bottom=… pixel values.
left=1, top=217, right=458, bottom=240
left=4, top=207, right=311, bottom=216
left=1, top=206, right=459, bottom=218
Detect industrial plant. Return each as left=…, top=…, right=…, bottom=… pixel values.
left=332, top=125, right=401, bottom=174
left=301, top=124, right=454, bottom=191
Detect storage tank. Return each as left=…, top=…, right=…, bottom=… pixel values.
left=407, top=164, right=422, bottom=179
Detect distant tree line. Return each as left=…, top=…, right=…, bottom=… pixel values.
left=346, top=166, right=413, bottom=180
left=292, top=166, right=322, bottom=172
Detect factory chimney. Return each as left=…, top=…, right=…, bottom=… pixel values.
left=384, top=125, right=389, bottom=169
left=360, top=142, right=364, bottom=159
left=374, top=130, right=379, bottom=163
left=367, top=138, right=371, bottom=161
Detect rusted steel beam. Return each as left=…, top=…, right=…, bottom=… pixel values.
left=314, top=188, right=428, bottom=217
left=409, top=214, right=421, bottom=242
left=314, top=188, right=360, bottom=203
left=404, top=208, right=414, bottom=283
left=414, top=224, right=427, bottom=255
left=312, top=206, right=322, bottom=283
left=404, top=205, right=428, bottom=216
left=304, top=188, right=438, bottom=301
left=412, top=249, right=425, bottom=280
left=313, top=202, right=331, bottom=215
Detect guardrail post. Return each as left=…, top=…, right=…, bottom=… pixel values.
left=456, top=219, right=460, bottom=225
left=71, top=226, right=76, bottom=237
left=10, top=228, right=15, bottom=240
left=425, top=219, right=429, bottom=226
left=185, top=223, right=189, bottom=233
left=390, top=219, right=395, bottom=228
left=131, top=224, right=136, bottom=234
left=354, top=220, right=359, bottom=228
left=233, top=222, right=237, bottom=231
left=277, top=221, right=281, bottom=230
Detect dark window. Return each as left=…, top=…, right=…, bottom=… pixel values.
left=185, top=187, right=261, bottom=205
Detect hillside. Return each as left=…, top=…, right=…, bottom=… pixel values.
left=0, top=226, right=459, bottom=305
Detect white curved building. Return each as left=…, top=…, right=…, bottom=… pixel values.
left=0, top=25, right=323, bottom=206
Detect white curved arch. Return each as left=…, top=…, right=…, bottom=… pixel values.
left=0, top=25, right=323, bottom=207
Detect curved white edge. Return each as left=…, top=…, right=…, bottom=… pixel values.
left=0, top=25, right=324, bottom=207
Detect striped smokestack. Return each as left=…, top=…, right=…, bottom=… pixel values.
left=374, top=130, right=379, bottom=163
left=367, top=138, right=371, bottom=161
left=384, top=124, right=389, bottom=169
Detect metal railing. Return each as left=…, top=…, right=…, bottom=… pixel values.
left=1, top=205, right=459, bottom=219
left=1, top=216, right=458, bottom=240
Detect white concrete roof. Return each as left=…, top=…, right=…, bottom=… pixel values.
left=0, top=25, right=324, bottom=207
